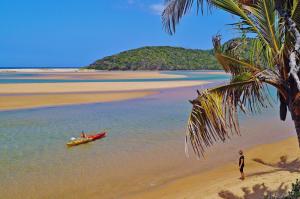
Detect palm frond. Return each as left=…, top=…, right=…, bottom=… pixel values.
left=284, top=0, right=300, bottom=51
left=211, top=0, right=270, bottom=45
left=250, top=37, right=276, bottom=69
left=215, top=53, right=261, bottom=74
left=162, top=0, right=213, bottom=34
left=212, top=36, right=262, bottom=75
left=187, top=74, right=272, bottom=156
left=274, top=0, right=295, bottom=16
left=292, top=0, right=299, bottom=16
left=244, top=0, right=281, bottom=53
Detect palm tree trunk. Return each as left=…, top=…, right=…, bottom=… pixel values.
left=289, top=98, right=300, bottom=147
left=293, top=118, right=300, bottom=147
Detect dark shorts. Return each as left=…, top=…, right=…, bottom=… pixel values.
left=240, top=165, right=244, bottom=173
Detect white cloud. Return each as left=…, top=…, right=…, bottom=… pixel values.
left=149, top=3, right=165, bottom=15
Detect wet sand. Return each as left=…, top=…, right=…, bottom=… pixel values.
left=129, top=136, right=300, bottom=199
left=0, top=91, right=156, bottom=110
left=0, top=81, right=208, bottom=94
left=0, top=81, right=209, bottom=110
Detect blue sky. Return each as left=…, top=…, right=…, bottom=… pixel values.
left=0, top=0, right=237, bottom=67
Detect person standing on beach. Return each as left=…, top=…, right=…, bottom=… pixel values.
left=239, top=150, right=245, bottom=180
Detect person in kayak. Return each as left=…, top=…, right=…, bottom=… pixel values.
left=239, top=150, right=245, bottom=180
left=80, top=131, right=87, bottom=138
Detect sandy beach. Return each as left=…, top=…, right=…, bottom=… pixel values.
left=128, top=136, right=300, bottom=199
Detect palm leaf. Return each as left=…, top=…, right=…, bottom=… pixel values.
left=215, top=52, right=261, bottom=74
left=162, top=0, right=261, bottom=35
left=212, top=36, right=262, bottom=75
left=162, top=0, right=213, bottom=34
left=187, top=75, right=271, bottom=156
left=292, top=0, right=299, bottom=16
left=211, top=0, right=270, bottom=47
left=283, top=0, right=300, bottom=54
left=244, top=0, right=281, bottom=53
left=250, top=38, right=277, bottom=69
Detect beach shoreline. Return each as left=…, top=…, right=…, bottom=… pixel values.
left=127, top=136, right=300, bottom=199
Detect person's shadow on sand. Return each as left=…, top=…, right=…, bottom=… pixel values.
left=218, top=183, right=288, bottom=199
left=248, top=155, right=300, bottom=177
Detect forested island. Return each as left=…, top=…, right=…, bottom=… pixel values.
left=86, top=38, right=253, bottom=70
left=86, top=46, right=221, bottom=70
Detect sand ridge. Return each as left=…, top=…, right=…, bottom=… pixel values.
left=0, top=91, right=157, bottom=111
left=0, top=81, right=209, bottom=94
left=0, top=80, right=209, bottom=110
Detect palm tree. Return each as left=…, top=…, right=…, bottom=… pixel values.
left=162, top=0, right=300, bottom=157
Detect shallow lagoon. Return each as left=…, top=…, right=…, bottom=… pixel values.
left=0, top=72, right=294, bottom=198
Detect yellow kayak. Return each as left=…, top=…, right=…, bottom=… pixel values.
left=66, top=137, right=92, bottom=147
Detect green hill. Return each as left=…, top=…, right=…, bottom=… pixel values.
left=86, top=38, right=254, bottom=70
left=86, top=46, right=221, bottom=70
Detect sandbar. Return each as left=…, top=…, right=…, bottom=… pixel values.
left=0, top=81, right=209, bottom=94
left=0, top=81, right=209, bottom=110
left=0, top=91, right=156, bottom=111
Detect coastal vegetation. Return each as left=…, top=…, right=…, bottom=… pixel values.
left=285, top=179, right=300, bottom=199
left=162, top=0, right=300, bottom=156
left=87, top=46, right=221, bottom=70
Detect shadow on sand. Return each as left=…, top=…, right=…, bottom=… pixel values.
left=218, top=183, right=288, bottom=199
left=218, top=155, right=300, bottom=199
left=248, top=155, right=300, bottom=177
